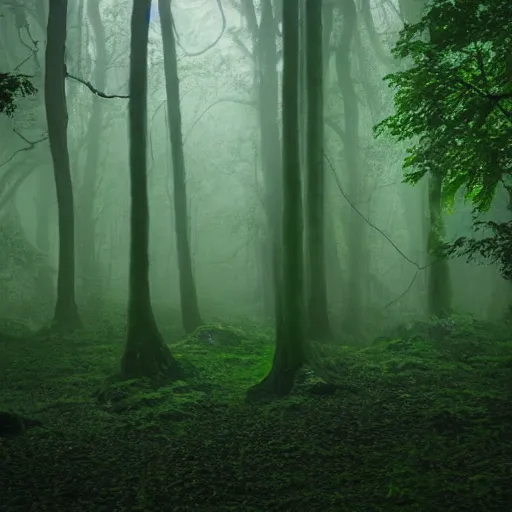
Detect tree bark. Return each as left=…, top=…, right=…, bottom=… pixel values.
left=427, top=172, right=451, bottom=316
left=336, top=0, right=366, bottom=335
left=77, top=0, right=107, bottom=311
left=44, top=0, right=81, bottom=330
left=399, top=0, right=452, bottom=317
left=247, top=0, right=304, bottom=401
left=305, top=0, right=331, bottom=340
left=121, top=0, right=185, bottom=381
left=158, top=0, right=202, bottom=334
left=257, top=0, right=284, bottom=333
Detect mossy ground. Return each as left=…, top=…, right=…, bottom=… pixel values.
left=0, top=313, right=511, bottom=511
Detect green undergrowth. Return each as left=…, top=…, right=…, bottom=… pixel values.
left=0, top=315, right=511, bottom=511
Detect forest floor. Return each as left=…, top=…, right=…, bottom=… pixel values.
left=0, top=313, right=511, bottom=512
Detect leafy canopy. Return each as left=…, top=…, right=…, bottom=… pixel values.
left=375, top=0, right=512, bottom=211
left=0, top=72, right=36, bottom=117
left=374, top=0, right=512, bottom=278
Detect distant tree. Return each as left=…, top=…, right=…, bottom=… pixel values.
left=44, top=0, right=82, bottom=330
left=234, top=0, right=285, bottom=345
left=0, top=72, right=36, bottom=117
left=335, top=0, right=369, bottom=331
left=76, top=0, right=108, bottom=309
left=158, top=0, right=202, bottom=334
left=236, top=0, right=283, bottom=331
left=121, top=0, right=185, bottom=381
left=375, top=0, right=512, bottom=286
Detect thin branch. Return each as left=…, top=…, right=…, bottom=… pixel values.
left=325, top=152, right=441, bottom=310
left=65, top=72, right=129, bottom=99
left=174, top=0, right=226, bottom=57
left=382, top=269, right=419, bottom=309
left=0, top=130, right=48, bottom=168
left=474, top=43, right=488, bottom=86
left=324, top=151, right=428, bottom=270
left=456, top=77, right=512, bottom=122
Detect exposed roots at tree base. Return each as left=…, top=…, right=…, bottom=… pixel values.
left=121, top=329, right=186, bottom=383
left=245, top=364, right=301, bottom=402
left=37, top=306, right=82, bottom=335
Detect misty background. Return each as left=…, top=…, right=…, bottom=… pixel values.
left=1, top=0, right=509, bottom=335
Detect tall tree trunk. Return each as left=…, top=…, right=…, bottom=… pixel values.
left=65, top=0, right=85, bottom=107
left=305, top=0, right=330, bottom=340
left=158, top=0, right=202, bottom=333
left=247, top=0, right=304, bottom=401
left=257, top=0, right=284, bottom=335
left=427, top=172, right=451, bottom=316
left=336, top=0, right=366, bottom=335
left=322, top=2, right=345, bottom=315
left=425, top=24, right=451, bottom=317
left=400, top=0, right=451, bottom=318
left=354, top=20, right=381, bottom=125
left=237, top=0, right=283, bottom=329
left=121, top=0, right=185, bottom=381
left=44, top=0, right=81, bottom=330
left=77, top=0, right=107, bottom=310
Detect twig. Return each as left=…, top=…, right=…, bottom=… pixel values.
left=0, top=130, right=48, bottom=168
left=65, top=72, right=129, bottom=99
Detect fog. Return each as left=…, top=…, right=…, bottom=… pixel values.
left=0, top=0, right=509, bottom=336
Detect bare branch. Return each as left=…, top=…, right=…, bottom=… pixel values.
left=456, top=77, right=512, bottom=122
left=65, top=72, right=129, bottom=99
left=0, top=130, right=48, bottom=168
left=174, top=0, right=227, bottom=57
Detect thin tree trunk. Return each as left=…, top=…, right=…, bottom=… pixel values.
left=44, top=0, right=81, bottom=330
left=336, top=0, right=365, bottom=335
left=425, top=19, right=452, bottom=317
left=158, top=0, right=202, bottom=333
left=77, top=0, right=107, bottom=309
left=305, top=0, right=330, bottom=340
left=400, top=0, right=451, bottom=319
left=427, top=172, right=451, bottom=316
left=238, top=0, right=282, bottom=328
left=247, top=0, right=304, bottom=401
left=402, top=0, right=452, bottom=317
left=121, top=0, right=185, bottom=381
left=257, top=0, right=284, bottom=336
left=322, top=2, right=344, bottom=317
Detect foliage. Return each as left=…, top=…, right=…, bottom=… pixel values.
left=0, top=311, right=511, bottom=510
left=374, top=0, right=512, bottom=277
left=0, top=72, right=37, bottom=116
left=0, top=213, right=54, bottom=325
left=445, top=219, right=512, bottom=280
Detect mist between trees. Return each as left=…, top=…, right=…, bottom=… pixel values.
left=0, top=0, right=511, bottom=395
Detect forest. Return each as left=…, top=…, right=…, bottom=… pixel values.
left=0, top=0, right=511, bottom=510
